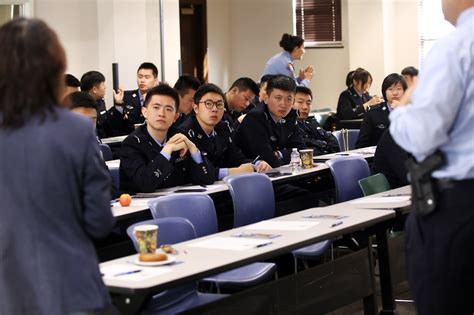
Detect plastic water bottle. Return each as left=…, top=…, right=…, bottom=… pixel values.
left=290, top=148, right=300, bottom=172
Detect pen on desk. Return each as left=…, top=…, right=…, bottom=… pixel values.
left=114, top=270, right=142, bottom=277
left=382, top=193, right=411, bottom=197
left=330, top=221, right=343, bottom=228
left=255, top=242, right=272, bottom=248
left=251, top=155, right=261, bottom=165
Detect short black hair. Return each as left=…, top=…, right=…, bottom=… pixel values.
left=401, top=66, right=418, bottom=77
left=229, top=77, right=259, bottom=96
left=351, top=68, right=372, bottom=87
left=144, top=83, right=179, bottom=111
left=266, top=75, right=297, bottom=95
left=80, top=71, right=105, bottom=92
left=259, top=74, right=275, bottom=86
left=279, top=33, right=304, bottom=53
left=193, top=83, right=225, bottom=104
left=381, top=73, right=408, bottom=101
left=174, top=75, right=201, bottom=97
left=65, top=91, right=98, bottom=111
left=65, top=74, right=80, bottom=88
left=295, top=86, right=313, bottom=99
left=138, top=62, right=159, bottom=78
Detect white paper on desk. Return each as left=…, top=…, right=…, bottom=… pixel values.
left=353, top=146, right=376, bottom=155
left=188, top=237, right=272, bottom=251
left=350, top=196, right=411, bottom=208
left=101, top=263, right=171, bottom=282
left=244, top=220, right=319, bottom=231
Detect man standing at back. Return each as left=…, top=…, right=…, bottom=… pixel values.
left=390, top=1, right=474, bottom=313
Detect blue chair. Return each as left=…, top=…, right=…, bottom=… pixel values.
left=224, top=173, right=275, bottom=228
left=148, top=193, right=277, bottom=293
left=109, top=167, right=120, bottom=189
left=126, top=217, right=226, bottom=315
left=326, top=156, right=370, bottom=203
left=332, top=129, right=359, bottom=151
left=223, top=173, right=331, bottom=274
left=99, top=143, right=113, bottom=161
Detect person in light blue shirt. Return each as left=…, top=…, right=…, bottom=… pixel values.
left=262, top=33, right=314, bottom=87
left=389, top=1, right=474, bottom=314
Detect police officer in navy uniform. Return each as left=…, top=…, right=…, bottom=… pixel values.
left=371, top=129, right=409, bottom=189
left=222, top=77, right=259, bottom=127
left=355, top=73, right=407, bottom=148
left=119, top=84, right=215, bottom=194
left=336, top=68, right=383, bottom=120
left=179, top=84, right=272, bottom=181
left=234, top=75, right=306, bottom=168
left=292, top=86, right=339, bottom=155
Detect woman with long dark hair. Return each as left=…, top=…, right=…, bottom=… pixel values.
left=0, top=18, right=115, bottom=314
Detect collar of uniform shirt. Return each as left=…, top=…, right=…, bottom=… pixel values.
left=269, top=112, right=285, bottom=124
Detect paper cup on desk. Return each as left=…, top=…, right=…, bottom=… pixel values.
left=299, top=149, right=314, bottom=169
left=133, top=225, right=158, bottom=254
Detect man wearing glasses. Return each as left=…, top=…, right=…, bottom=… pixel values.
left=119, top=84, right=215, bottom=194
left=179, top=83, right=272, bottom=180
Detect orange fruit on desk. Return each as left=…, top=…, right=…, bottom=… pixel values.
left=119, top=194, right=132, bottom=207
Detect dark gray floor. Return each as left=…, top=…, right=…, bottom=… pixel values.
left=328, top=280, right=417, bottom=314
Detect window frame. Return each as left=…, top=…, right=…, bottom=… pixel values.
left=294, top=0, right=343, bottom=49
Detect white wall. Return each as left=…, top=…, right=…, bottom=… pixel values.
left=207, top=0, right=231, bottom=89
left=207, top=0, right=420, bottom=109
left=34, top=0, right=180, bottom=108
left=348, top=0, right=419, bottom=95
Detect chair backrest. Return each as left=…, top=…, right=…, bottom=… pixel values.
left=148, top=193, right=218, bottom=237
left=358, top=173, right=391, bottom=196
left=99, top=143, right=113, bottom=161
left=109, top=167, right=120, bottom=188
left=223, top=173, right=275, bottom=227
left=332, top=129, right=359, bottom=151
left=326, top=156, right=370, bottom=203
left=126, top=217, right=197, bottom=252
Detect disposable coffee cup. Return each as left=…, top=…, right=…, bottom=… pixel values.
left=133, top=224, right=158, bottom=254
left=299, top=149, right=314, bottom=169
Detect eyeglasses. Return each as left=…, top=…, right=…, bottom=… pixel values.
left=199, top=100, right=225, bottom=110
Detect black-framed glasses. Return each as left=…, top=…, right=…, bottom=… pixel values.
left=199, top=100, right=225, bottom=110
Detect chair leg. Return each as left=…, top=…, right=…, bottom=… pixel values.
left=274, top=271, right=278, bottom=280
left=294, top=257, right=298, bottom=274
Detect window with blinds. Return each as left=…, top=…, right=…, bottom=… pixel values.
left=295, top=0, right=342, bottom=48
left=418, top=0, right=454, bottom=62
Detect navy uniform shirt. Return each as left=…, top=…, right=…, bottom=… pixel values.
left=336, top=87, right=372, bottom=120
left=119, top=125, right=216, bottom=194
left=179, top=115, right=252, bottom=180
left=297, top=116, right=340, bottom=155
left=355, top=102, right=391, bottom=149
left=234, top=103, right=306, bottom=167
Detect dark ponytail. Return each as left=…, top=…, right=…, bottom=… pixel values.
left=279, top=33, right=304, bottom=53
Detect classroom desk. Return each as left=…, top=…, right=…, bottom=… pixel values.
left=110, top=163, right=332, bottom=220
left=313, top=146, right=376, bottom=162
left=102, top=135, right=127, bottom=145
left=109, top=147, right=376, bottom=220
left=101, top=203, right=396, bottom=314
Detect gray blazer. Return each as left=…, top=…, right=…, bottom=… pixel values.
left=0, top=108, right=115, bottom=314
